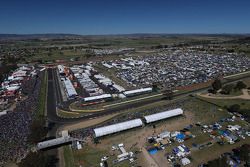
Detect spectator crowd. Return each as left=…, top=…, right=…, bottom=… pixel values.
left=0, top=71, right=42, bottom=165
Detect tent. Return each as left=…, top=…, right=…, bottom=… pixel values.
left=176, top=133, right=185, bottom=140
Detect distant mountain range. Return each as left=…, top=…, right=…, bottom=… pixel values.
left=0, top=34, right=82, bottom=40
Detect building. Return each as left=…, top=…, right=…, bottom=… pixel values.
left=94, top=119, right=143, bottom=138
left=181, top=157, right=191, bottom=166
left=83, top=94, right=112, bottom=102
left=62, top=77, right=78, bottom=99
left=112, top=84, right=125, bottom=92
left=144, top=108, right=183, bottom=123
left=57, top=65, right=65, bottom=76
left=37, top=136, right=73, bottom=150
left=123, top=87, right=152, bottom=97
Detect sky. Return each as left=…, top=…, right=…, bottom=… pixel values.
left=0, top=0, right=250, bottom=35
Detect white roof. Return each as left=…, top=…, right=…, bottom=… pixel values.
left=37, top=136, right=72, bottom=150
left=63, top=78, right=77, bottom=97
left=6, top=86, right=20, bottom=91
left=99, top=78, right=112, bottom=84
left=40, top=67, right=46, bottom=72
left=94, top=74, right=105, bottom=79
left=144, top=108, right=183, bottom=123
left=123, top=87, right=152, bottom=96
left=103, top=63, right=113, bottom=68
left=57, top=65, right=65, bottom=73
left=113, top=84, right=125, bottom=92
left=12, top=70, right=27, bottom=77
left=181, top=157, right=191, bottom=166
left=84, top=94, right=112, bottom=102
left=12, top=77, right=24, bottom=81
left=8, top=76, right=14, bottom=80
left=94, top=119, right=143, bottom=137
left=19, top=66, right=30, bottom=71
left=0, top=111, right=7, bottom=117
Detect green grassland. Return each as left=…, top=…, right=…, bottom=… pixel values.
left=26, top=49, right=86, bottom=62
left=197, top=96, right=250, bottom=110
left=63, top=146, right=75, bottom=167
left=36, top=70, right=48, bottom=120
left=2, top=34, right=246, bottom=63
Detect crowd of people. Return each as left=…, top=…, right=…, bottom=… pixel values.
left=0, top=71, right=42, bottom=165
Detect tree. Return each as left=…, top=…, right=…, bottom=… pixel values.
left=19, top=152, right=58, bottom=167
left=207, top=156, right=227, bottom=167
left=235, top=81, right=247, bottom=90
left=208, top=88, right=216, bottom=94
left=93, top=138, right=99, bottom=144
left=227, top=104, right=240, bottom=113
left=152, top=82, right=159, bottom=92
left=48, top=52, right=52, bottom=57
left=162, top=89, right=174, bottom=100
left=28, top=119, right=47, bottom=143
left=221, top=84, right=234, bottom=94
left=238, top=144, right=250, bottom=162
left=212, top=78, right=222, bottom=92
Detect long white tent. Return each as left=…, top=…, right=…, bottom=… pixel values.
left=123, top=87, right=152, bottom=97
left=94, top=119, right=143, bottom=137
left=37, top=136, right=73, bottom=150
left=144, top=108, right=183, bottom=123
left=63, top=78, right=78, bottom=99
left=83, top=94, right=112, bottom=102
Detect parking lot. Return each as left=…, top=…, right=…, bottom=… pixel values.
left=101, top=48, right=250, bottom=89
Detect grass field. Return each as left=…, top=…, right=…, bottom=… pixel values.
left=2, top=35, right=242, bottom=63
left=36, top=70, right=48, bottom=120
left=57, top=108, right=84, bottom=118
left=197, top=96, right=250, bottom=110
left=73, top=145, right=107, bottom=167
left=26, top=49, right=86, bottom=62
left=63, top=146, right=75, bottom=167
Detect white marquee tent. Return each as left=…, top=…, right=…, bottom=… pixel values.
left=144, top=108, right=183, bottom=123
left=83, top=94, right=112, bottom=102
left=94, top=119, right=143, bottom=137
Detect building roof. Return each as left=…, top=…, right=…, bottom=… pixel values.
left=123, top=87, right=152, bottom=96
left=181, top=157, right=191, bottom=166
left=113, top=84, right=125, bottom=92
left=63, top=78, right=77, bottom=97
left=6, top=85, right=20, bottom=91
left=37, top=136, right=72, bottom=150
left=57, top=65, right=65, bottom=73
left=83, top=94, right=112, bottom=102
left=94, top=119, right=143, bottom=137
left=144, top=108, right=183, bottom=123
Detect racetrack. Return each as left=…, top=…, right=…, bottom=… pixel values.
left=46, top=68, right=250, bottom=125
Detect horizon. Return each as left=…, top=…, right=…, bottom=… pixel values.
left=1, top=32, right=250, bottom=36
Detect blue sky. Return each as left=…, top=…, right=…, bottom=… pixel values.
left=0, top=0, right=250, bottom=34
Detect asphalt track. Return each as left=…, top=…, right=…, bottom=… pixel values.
left=47, top=68, right=162, bottom=124
left=46, top=68, right=250, bottom=124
